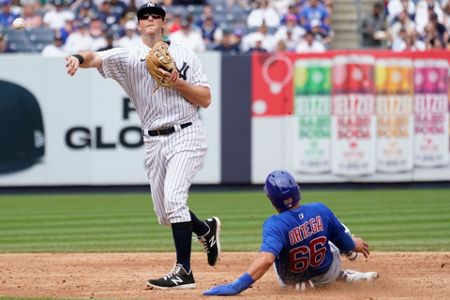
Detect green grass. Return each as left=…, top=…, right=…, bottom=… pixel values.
left=0, top=188, right=449, bottom=252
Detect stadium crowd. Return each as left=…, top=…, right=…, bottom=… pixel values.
left=0, top=0, right=334, bottom=54
left=0, top=0, right=448, bottom=55
left=361, top=0, right=450, bottom=51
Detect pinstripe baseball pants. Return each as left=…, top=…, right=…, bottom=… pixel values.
left=144, top=123, right=207, bottom=225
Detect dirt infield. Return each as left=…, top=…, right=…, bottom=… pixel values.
left=0, top=252, right=449, bottom=299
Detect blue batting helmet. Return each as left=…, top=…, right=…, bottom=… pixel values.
left=263, top=170, right=301, bottom=212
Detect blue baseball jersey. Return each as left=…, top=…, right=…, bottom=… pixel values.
left=260, top=202, right=355, bottom=284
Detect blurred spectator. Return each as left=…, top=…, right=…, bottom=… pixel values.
left=214, top=28, right=240, bottom=54
left=392, top=29, right=427, bottom=51
left=306, top=16, right=328, bottom=34
left=64, top=21, right=94, bottom=53
left=226, top=0, right=251, bottom=11
left=110, top=0, right=128, bottom=17
left=196, top=15, right=220, bottom=48
left=169, top=17, right=205, bottom=52
left=275, top=39, right=288, bottom=52
left=360, top=2, right=386, bottom=48
left=446, top=35, right=450, bottom=49
left=387, top=0, right=416, bottom=24
left=309, top=18, right=332, bottom=47
left=89, top=16, right=105, bottom=37
left=295, top=30, right=326, bottom=52
left=444, top=2, right=450, bottom=31
left=73, top=0, right=98, bottom=23
left=271, top=0, right=291, bottom=16
left=415, top=0, right=444, bottom=34
left=428, top=12, right=448, bottom=44
left=97, top=0, right=121, bottom=29
left=407, top=31, right=426, bottom=51
left=247, top=0, right=280, bottom=29
left=281, top=29, right=299, bottom=51
left=241, top=22, right=275, bottom=52
left=195, top=4, right=214, bottom=24
left=421, top=21, right=442, bottom=48
left=323, top=0, right=333, bottom=18
left=245, top=38, right=268, bottom=53
left=0, top=0, right=19, bottom=28
left=59, top=16, right=75, bottom=43
left=280, top=4, right=301, bottom=24
left=41, top=31, right=66, bottom=56
left=391, top=27, right=408, bottom=50
left=164, top=0, right=206, bottom=5
left=168, top=12, right=182, bottom=33
left=22, top=3, right=43, bottom=29
left=117, top=20, right=139, bottom=48
left=389, top=11, right=415, bottom=42
left=90, top=17, right=108, bottom=50
left=98, top=31, right=115, bottom=50
left=43, top=0, right=75, bottom=30
left=0, top=32, right=10, bottom=53
left=299, top=0, right=330, bottom=28
left=274, top=13, right=305, bottom=49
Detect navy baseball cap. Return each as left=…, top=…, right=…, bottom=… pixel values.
left=0, top=80, right=45, bottom=174
left=137, top=2, right=166, bottom=19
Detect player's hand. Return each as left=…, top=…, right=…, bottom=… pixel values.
left=65, top=55, right=80, bottom=76
left=353, top=237, right=370, bottom=258
left=158, top=67, right=180, bottom=89
left=203, top=283, right=242, bottom=296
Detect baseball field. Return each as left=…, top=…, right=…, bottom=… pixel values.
left=0, top=187, right=449, bottom=299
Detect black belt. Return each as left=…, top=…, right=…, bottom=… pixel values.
left=144, top=122, right=192, bottom=137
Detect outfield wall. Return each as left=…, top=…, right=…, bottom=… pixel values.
left=0, top=50, right=449, bottom=186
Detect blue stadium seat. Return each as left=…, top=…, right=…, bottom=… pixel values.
left=8, top=40, right=38, bottom=53
left=2, top=28, right=29, bottom=43
left=27, top=27, right=54, bottom=44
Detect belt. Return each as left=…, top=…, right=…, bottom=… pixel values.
left=144, top=122, right=192, bottom=137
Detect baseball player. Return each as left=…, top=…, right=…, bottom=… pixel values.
left=204, top=170, right=378, bottom=296
left=65, top=2, right=221, bottom=290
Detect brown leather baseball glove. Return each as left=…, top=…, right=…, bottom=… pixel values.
left=145, top=40, right=177, bottom=88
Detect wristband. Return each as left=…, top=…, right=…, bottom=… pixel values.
left=72, top=54, right=84, bottom=65
left=232, top=272, right=255, bottom=292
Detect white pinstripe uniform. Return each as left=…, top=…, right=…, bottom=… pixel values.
left=98, top=41, right=209, bottom=225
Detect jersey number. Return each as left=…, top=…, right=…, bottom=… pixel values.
left=288, top=236, right=327, bottom=273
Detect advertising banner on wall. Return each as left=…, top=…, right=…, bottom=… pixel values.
left=0, top=53, right=221, bottom=186
left=413, top=59, right=449, bottom=167
left=293, top=58, right=332, bottom=174
left=331, top=54, right=376, bottom=176
left=374, top=55, right=414, bottom=173
left=251, top=50, right=450, bottom=184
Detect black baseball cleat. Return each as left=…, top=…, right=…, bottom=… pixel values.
left=146, top=263, right=195, bottom=290
left=197, top=216, right=221, bottom=266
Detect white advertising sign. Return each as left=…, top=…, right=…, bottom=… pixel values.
left=0, top=54, right=221, bottom=186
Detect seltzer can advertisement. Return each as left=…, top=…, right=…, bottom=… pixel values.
left=293, top=59, right=332, bottom=173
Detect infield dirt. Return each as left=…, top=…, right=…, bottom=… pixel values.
left=0, top=252, right=449, bottom=299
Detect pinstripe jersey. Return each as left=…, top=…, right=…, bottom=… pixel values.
left=97, top=41, right=209, bottom=225
left=97, top=41, right=209, bottom=130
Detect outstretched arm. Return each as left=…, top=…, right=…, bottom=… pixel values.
left=203, top=252, right=275, bottom=296
left=65, top=51, right=103, bottom=76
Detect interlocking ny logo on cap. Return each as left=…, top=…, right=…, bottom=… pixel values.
left=148, top=2, right=155, bottom=7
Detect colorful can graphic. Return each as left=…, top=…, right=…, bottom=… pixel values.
left=332, top=55, right=375, bottom=94
left=295, top=59, right=331, bottom=95
left=376, top=59, right=414, bottom=95
left=414, top=59, right=449, bottom=167
left=293, top=59, right=332, bottom=173
left=331, top=55, right=376, bottom=176
left=375, top=58, right=414, bottom=173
